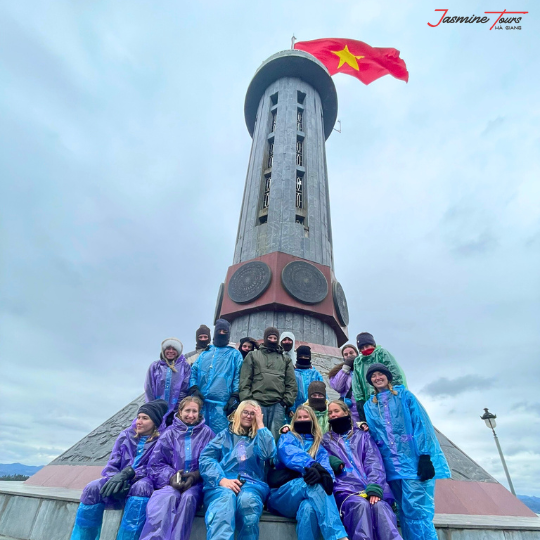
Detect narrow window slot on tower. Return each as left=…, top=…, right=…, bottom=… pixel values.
left=271, top=109, right=277, bottom=133
left=270, top=92, right=278, bottom=105
left=296, top=139, right=303, bottom=166
left=297, top=90, right=306, bottom=104
left=262, top=174, right=271, bottom=209
left=297, top=109, right=303, bottom=131
left=259, top=214, right=268, bottom=224
left=267, top=141, right=274, bottom=169
left=295, top=215, right=305, bottom=225
left=296, top=173, right=304, bottom=209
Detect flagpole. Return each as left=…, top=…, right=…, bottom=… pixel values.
left=291, top=35, right=296, bottom=49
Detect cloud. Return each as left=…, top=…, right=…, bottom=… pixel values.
left=421, top=376, right=496, bottom=398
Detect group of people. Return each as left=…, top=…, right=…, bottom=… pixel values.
left=70, top=320, right=450, bottom=540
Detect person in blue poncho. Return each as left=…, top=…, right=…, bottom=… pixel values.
left=364, top=363, right=451, bottom=540
left=70, top=400, right=168, bottom=540
left=199, top=400, right=276, bottom=540
left=292, top=346, right=324, bottom=414
left=267, top=405, right=349, bottom=540
left=188, top=319, right=243, bottom=433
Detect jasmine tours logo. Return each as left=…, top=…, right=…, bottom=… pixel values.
left=428, top=9, right=528, bottom=30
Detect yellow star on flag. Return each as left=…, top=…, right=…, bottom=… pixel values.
left=331, top=45, right=364, bottom=71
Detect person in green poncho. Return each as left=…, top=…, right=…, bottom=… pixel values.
left=351, top=332, right=408, bottom=422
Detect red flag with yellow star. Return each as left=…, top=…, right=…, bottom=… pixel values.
left=294, top=38, right=408, bottom=85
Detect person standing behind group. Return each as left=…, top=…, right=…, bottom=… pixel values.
left=305, top=381, right=330, bottom=434
left=292, top=345, right=323, bottom=413
left=364, top=364, right=450, bottom=540
left=188, top=319, right=243, bottom=433
left=280, top=331, right=296, bottom=363
left=328, top=344, right=362, bottom=423
left=140, top=396, right=215, bottom=540
left=239, top=327, right=297, bottom=439
left=144, top=338, right=191, bottom=427
left=70, top=400, right=168, bottom=540
left=199, top=400, right=276, bottom=540
left=322, top=400, right=402, bottom=540
left=185, top=325, right=211, bottom=366
left=267, top=405, right=349, bottom=540
left=238, top=336, right=259, bottom=359
left=352, top=332, right=407, bottom=414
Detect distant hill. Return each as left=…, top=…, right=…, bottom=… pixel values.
left=518, top=495, right=540, bottom=514
left=0, top=463, right=43, bottom=477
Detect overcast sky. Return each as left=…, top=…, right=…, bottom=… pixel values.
left=1, top=0, right=539, bottom=495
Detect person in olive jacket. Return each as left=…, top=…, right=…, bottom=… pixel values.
left=239, top=327, right=298, bottom=440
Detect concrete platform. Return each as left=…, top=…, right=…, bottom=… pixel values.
left=2, top=482, right=540, bottom=540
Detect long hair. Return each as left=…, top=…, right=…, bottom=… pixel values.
left=230, top=400, right=260, bottom=438
left=135, top=425, right=160, bottom=442
left=372, top=383, right=398, bottom=404
left=327, top=400, right=354, bottom=440
left=290, top=405, right=323, bottom=459
left=177, top=396, right=204, bottom=424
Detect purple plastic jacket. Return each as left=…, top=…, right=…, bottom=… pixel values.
left=144, top=356, right=191, bottom=422
left=329, top=369, right=360, bottom=423
left=322, top=427, right=401, bottom=540
left=101, top=426, right=159, bottom=482
left=321, top=426, right=393, bottom=502
left=147, top=416, right=216, bottom=489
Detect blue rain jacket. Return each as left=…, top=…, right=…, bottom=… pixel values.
left=199, top=426, right=276, bottom=491
left=275, top=432, right=333, bottom=477
left=292, top=368, right=323, bottom=412
left=364, top=385, right=451, bottom=481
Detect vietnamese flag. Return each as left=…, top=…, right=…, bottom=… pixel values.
left=294, top=38, right=409, bottom=85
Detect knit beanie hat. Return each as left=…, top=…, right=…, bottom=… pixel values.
left=138, top=399, right=168, bottom=429
left=356, top=332, right=376, bottom=350
left=238, top=337, right=259, bottom=358
left=366, top=363, right=393, bottom=386
left=161, top=338, right=183, bottom=357
left=196, top=324, right=211, bottom=339
left=263, top=327, right=280, bottom=349
left=295, top=345, right=312, bottom=368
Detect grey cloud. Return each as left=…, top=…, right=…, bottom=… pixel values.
left=510, top=402, right=540, bottom=417
left=421, top=376, right=496, bottom=398
left=482, top=117, right=505, bottom=136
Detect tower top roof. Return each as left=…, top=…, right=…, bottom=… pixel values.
left=244, top=50, right=338, bottom=140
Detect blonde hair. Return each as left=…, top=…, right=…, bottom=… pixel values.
left=290, top=405, right=323, bottom=458
left=135, top=427, right=160, bottom=442
left=230, top=400, right=260, bottom=438
left=372, top=382, right=398, bottom=404
left=177, top=396, right=203, bottom=424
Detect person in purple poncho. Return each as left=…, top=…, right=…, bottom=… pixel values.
left=328, top=344, right=365, bottom=424
left=322, top=400, right=402, bottom=540
left=70, top=400, right=168, bottom=540
left=139, top=396, right=215, bottom=540
left=144, top=338, right=191, bottom=427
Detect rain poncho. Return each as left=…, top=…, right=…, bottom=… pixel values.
left=70, top=427, right=159, bottom=540
left=352, top=346, right=407, bottom=404
left=139, top=416, right=215, bottom=540
left=267, top=432, right=347, bottom=540
left=329, top=368, right=360, bottom=423
left=190, top=344, right=243, bottom=433
left=144, top=355, right=191, bottom=426
left=321, top=426, right=401, bottom=540
left=365, top=385, right=451, bottom=540
left=293, top=368, right=323, bottom=412
left=199, top=426, right=276, bottom=540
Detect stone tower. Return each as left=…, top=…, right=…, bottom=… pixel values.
left=215, top=50, right=349, bottom=347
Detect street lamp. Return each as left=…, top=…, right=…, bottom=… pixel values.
left=480, top=408, right=516, bottom=496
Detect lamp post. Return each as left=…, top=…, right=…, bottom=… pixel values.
left=480, top=408, right=516, bottom=496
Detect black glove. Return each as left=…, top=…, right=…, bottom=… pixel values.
left=343, top=357, right=354, bottom=369
left=180, top=470, right=202, bottom=492
left=357, top=400, right=367, bottom=423
left=303, top=465, right=322, bottom=485
left=100, top=466, right=136, bottom=498
left=187, top=385, right=204, bottom=402
left=313, top=463, right=334, bottom=496
left=417, top=455, right=435, bottom=482
left=224, top=394, right=240, bottom=416
left=170, top=470, right=184, bottom=490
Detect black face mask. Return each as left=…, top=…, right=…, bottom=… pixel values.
left=213, top=333, right=229, bottom=348
left=197, top=338, right=209, bottom=349
left=293, top=420, right=313, bottom=434
left=239, top=347, right=252, bottom=359
left=265, top=340, right=278, bottom=351
left=296, top=357, right=311, bottom=369
left=281, top=341, right=293, bottom=352
left=329, top=415, right=352, bottom=435
left=308, top=397, right=326, bottom=412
